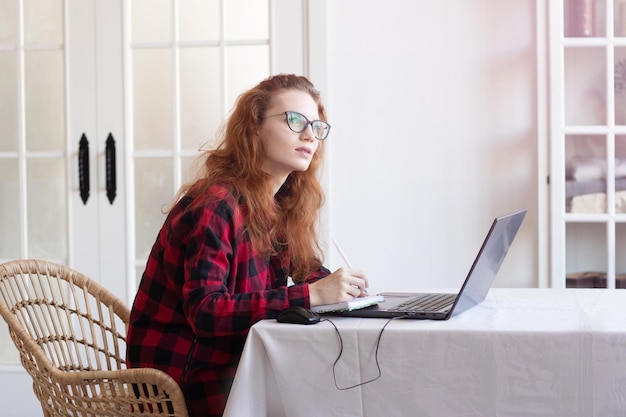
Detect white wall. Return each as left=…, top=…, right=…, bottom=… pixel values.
left=321, top=0, right=542, bottom=290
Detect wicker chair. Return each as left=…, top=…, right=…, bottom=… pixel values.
left=0, top=259, right=189, bottom=417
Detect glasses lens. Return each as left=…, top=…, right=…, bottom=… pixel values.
left=286, top=112, right=307, bottom=133
left=312, top=121, right=330, bottom=140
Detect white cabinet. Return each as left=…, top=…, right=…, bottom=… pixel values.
left=549, top=0, right=626, bottom=288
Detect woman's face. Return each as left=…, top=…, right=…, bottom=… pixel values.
left=259, top=89, right=321, bottom=188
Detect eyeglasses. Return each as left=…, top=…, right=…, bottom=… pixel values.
left=263, top=111, right=331, bottom=140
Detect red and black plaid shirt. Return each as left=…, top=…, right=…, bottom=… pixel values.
left=127, top=184, right=329, bottom=417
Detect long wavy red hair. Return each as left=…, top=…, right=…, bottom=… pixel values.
left=176, top=74, right=327, bottom=283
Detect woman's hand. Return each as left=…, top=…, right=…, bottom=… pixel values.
left=308, top=267, right=369, bottom=306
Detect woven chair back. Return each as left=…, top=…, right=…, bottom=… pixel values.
left=0, top=259, right=189, bottom=417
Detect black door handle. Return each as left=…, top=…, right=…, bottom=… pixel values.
left=105, top=133, right=117, bottom=204
left=78, top=134, right=90, bottom=204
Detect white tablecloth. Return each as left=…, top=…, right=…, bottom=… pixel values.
left=223, top=289, right=626, bottom=417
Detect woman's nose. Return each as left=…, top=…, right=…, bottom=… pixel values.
left=301, top=124, right=315, bottom=141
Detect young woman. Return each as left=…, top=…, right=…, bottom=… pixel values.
left=126, top=74, right=368, bottom=417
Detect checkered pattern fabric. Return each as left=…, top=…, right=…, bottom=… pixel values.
left=127, top=184, right=329, bottom=417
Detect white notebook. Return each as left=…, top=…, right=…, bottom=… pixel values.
left=310, top=295, right=384, bottom=313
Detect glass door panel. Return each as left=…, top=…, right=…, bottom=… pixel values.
left=179, top=0, right=220, bottom=42
left=134, top=157, right=173, bottom=261
left=26, top=158, right=67, bottom=259
left=615, top=0, right=626, bottom=36
left=0, top=52, right=19, bottom=151
left=23, top=0, right=64, bottom=44
left=616, top=135, right=626, bottom=212
left=179, top=47, right=222, bottom=149
left=225, top=45, right=270, bottom=108
left=24, top=50, right=65, bottom=151
left=616, top=47, right=626, bottom=125
left=566, top=223, right=607, bottom=287
left=0, top=0, right=18, bottom=43
left=130, top=0, right=172, bottom=43
left=564, top=0, right=606, bottom=37
left=0, top=160, right=20, bottom=259
left=132, top=48, right=174, bottom=151
left=224, top=0, right=269, bottom=40
left=564, top=47, right=607, bottom=126
left=616, top=222, right=626, bottom=287
left=566, top=134, right=607, bottom=213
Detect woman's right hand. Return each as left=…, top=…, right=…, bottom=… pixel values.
left=308, top=267, right=368, bottom=306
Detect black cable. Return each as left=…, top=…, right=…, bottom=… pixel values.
left=322, top=315, right=407, bottom=390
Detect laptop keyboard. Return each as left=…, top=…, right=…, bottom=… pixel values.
left=395, top=294, right=454, bottom=312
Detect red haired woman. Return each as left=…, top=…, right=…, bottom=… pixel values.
left=127, top=74, right=368, bottom=417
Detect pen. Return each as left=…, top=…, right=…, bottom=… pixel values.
left=331, top=237, right=353, bottom=268
left=332, top=238, right=368, bottom=294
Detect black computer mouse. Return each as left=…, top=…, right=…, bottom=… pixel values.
left=277, top=306, right=321, bottom=325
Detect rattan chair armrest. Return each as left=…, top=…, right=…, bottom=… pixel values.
left=59, top=367, right=183, bottom=393
left=45, top=367, right=189, bottom=417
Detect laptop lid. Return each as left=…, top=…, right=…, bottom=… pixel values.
left=336, top=208, right=527, bottom=320
left=444, top=208, right=526, bottom=318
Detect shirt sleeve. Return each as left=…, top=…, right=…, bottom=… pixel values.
left=304, top=264, right=331, bottom=284
left=177, top=193, right=321, bottom=338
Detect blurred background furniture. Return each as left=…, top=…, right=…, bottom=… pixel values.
left=0, top=259, right=189, bottom=417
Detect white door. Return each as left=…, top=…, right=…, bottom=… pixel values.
left=68, top=0, right=127, bottom=302
left=0, top=0, right=317, bottom=415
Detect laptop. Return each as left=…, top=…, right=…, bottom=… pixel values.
left=334, top=209, right=527, bottom=320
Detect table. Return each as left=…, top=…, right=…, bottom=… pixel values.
left=223, top=289, right=626, bottom=417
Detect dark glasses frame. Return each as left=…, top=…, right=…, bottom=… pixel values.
left=263, top=111, right=331, bottom=140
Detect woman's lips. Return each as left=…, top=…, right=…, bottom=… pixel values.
left=295, top=147, right=312, bottom=156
